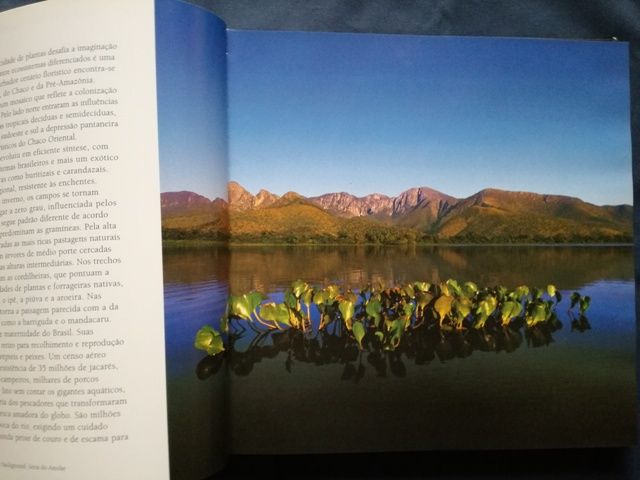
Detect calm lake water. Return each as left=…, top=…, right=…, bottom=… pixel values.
left=163, top=245, right=636, bottom=473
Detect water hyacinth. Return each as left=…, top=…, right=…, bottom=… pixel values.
left=194, top=325, right=225, bottom=356
left=195, top=279, right=591, bottom=357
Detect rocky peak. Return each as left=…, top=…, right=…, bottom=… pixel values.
left=310, top=191, right=394, bottom=217
left=254, top=189, right=279, bottom=208
left=160, top=191, right=211, bottom=209
left=160, top=191, right=228, bottom=217
left=279, top=191, right=304, bottom=203
left=160, top=191, right=215, bottom=216
left=228, top=181, right=256, bottom=211
left=392, top=187, right=457, bottom=216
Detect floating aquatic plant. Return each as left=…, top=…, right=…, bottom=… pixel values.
left=195, top=279, right=589, bottom=358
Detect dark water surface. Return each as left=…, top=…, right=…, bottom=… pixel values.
left=163, top=245, right=636, bottom=465
left=163, top=248, right=230, bottom=479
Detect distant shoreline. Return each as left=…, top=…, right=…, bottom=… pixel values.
left=162, top=239, right=634, bottom=249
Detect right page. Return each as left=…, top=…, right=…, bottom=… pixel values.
left=224, top=31, right=635, bottom=452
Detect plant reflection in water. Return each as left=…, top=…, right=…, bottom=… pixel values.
left=195, top=279, right=591, bottom=381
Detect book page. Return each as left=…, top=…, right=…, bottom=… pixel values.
left=222, top=30, right=635, bottom=453
left=0, top=0, right=169, bottom=478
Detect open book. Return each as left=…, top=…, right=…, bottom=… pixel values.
left=0, top=0, right=636, bottom=478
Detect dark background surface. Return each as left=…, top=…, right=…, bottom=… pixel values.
left=1, top=0, right=638, bottom=478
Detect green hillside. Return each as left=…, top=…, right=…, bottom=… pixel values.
left=160, top=186, right=633, bottom=244
left=229, top=199, right=416, bottom=244
left=436, top=190, right=632, bottom=243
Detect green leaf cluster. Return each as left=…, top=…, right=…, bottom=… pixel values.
left=194, top=325, right=225, bottom=356
left=199, top=279, right=584, bottom=356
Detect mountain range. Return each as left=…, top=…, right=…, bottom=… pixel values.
left=161, top=190, right=229, bottom=240
left=160, top=182, right=633, bottom=243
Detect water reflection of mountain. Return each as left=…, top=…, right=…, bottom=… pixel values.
left=162, top=246, right=231, bottom=284
left=228, top=245, right=633, bottom=294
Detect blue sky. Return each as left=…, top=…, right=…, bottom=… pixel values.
left=156, top=0, right=227, bottom=200
left=228, top=31, right=632, bottom=206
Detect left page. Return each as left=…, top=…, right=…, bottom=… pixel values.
left=0, top=1, right=169, bottom=478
